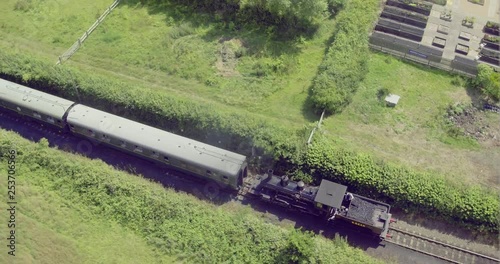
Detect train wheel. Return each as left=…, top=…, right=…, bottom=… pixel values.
left=203, top=181, right=220, bottom=200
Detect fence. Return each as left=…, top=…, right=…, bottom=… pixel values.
left=307, top=109, right=326, bottom=146
left=369, top=43, right=477, bottom=78
left=56, top=0, right=121, bottom=65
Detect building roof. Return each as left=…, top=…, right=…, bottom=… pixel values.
left=314, top=179, right=347, bottom=209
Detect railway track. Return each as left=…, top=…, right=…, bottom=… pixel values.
left=387, top=226, right=500, bottom=264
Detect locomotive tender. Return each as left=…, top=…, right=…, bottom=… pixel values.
left=0, top=78, right=393, bottom=239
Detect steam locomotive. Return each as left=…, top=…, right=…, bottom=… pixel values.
left=0, top=78, right=393, bottom=240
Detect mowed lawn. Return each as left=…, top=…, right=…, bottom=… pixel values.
left=0, top=171, right=177, bottom=263
left=322, top=52, right=500, bottom=189
left=0, top=0, right=498, bottom=190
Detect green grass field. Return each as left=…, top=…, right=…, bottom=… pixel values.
left=0, top=0, right=497, bottom=190
left=322, top=53, right=500, bottom=189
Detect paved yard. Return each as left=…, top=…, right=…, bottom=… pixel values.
left=422, top=0, right=499, bottom=62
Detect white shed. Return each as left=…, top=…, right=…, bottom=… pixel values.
left=384, top=94, right=400, bottom=107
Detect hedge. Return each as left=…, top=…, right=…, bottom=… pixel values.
left=304, top=136, right=500, bottom=233
left=309, top=0, right=379, bottom=114
left=0, top=130, right=380, bottom=264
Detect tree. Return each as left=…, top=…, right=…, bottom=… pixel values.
left=474, top=64, right=500, bottom=102
left=276, top=229, right=315, bottom=264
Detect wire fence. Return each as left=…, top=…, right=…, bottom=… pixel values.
left=56, top=0, right=121, bottom=65
left=369, top=43, right=477, bottom=78
left=307, top=109, right=326, bottom=146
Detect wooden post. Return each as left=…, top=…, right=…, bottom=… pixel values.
left=307, top=109, right=326, bottom=146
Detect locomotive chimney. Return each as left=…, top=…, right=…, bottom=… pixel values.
left=267, top=169, right=274, bottom=180
left=297, top=181, right=305, bottom=191
left=280, top=175, right=289, bottom=187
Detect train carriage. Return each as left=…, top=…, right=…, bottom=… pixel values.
left=66, top=104, right=248, bottom=190
left=0, top=79, right=75, bottom=129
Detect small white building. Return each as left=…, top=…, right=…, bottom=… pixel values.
left=384, top=94, right=400, bottom=107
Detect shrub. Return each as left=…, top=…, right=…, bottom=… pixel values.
left=14, top=0, right=33, bottom=11
left=309, top=0, right=379, bottom=114
left=472, top=64, right=500, bottom=102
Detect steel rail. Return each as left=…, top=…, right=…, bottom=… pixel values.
left=388, top=227, right=500, bottom=264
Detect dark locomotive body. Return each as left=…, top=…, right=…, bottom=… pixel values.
left=0, top=78, right=393, bottom=240
left=246, top=170, right=392, bottom=240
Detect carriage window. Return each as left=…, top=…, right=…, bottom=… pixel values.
left=222, top=176, right=228, bottom=180
left=206, top=170, right=212, bottom=175
left=120, top=141, right=126, bottom=147
left=47, top=117, right=55, bottom=124
left=134, top=146, right=143, bottom=153
left=152, top=151, right=159, bottom=158
left=33, top=112, right=42, bottom=119
left=88, top=129, right=95, bottom=137
left=163, top=156, right=169, bottom=161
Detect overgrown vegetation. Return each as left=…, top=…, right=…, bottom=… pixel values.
left=0, top=130, right=380, bottom=264
left=309, top=0, right=379, bottom=114
left=0, top=168, right=178, bottom=263
left=122, top=0, right=344, bottom=37
left=304, top=136, right=500, bottom=233
left=472, top=64, right=500, bottom=102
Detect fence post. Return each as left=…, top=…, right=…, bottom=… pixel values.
left=56, top=1, right=122, bottom=64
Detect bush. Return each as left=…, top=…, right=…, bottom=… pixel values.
left=309, top=0, right=379, bottom=114
left=472, top=64, right=500, bottom=102
left=14, top=0, right=33, bottom=11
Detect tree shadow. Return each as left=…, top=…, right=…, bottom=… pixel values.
left=463, top=77, right=488, bottom=107
left=118, top=0, right=319, bottom=59
left=300, top=91, right=321, bottom=123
